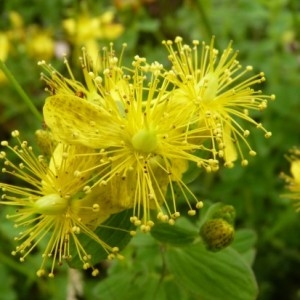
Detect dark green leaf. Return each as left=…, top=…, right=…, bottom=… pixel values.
left=68, top=209, right=134, bottom=269
left=165, top=242, right=258, bottom=300
left=151, top=219, right=198, bottom=246
left=231, top=229, right=257, bottom=265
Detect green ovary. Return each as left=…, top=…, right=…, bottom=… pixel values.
left=131, top=128, right=157, bottom=153
left=34, top=193, right=68, bottom=215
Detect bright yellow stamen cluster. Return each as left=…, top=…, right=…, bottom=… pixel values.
left=1, top=37, right=274, bottom=276
left=41, top=51, right=210, bottom=229
left=39, top=37, right=273, bottom=230
left=163, top=36, right=275, bottom=167
left=0, top=130, right=124, bottom=277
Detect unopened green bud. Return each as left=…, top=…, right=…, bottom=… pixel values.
left=200, top=218, right=235, bottom=251
left=212, top=205, right=236, bottom=225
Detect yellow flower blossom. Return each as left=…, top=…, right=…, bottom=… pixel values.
left=0, top=32, right=10, bottom=84
left=281, top=148, right=300, bottom=211
left=63, top=11, right=124, bottom=58
left=42, top=50, right=208, bottom=231
left=26, top=25, right=55, bottom=60
left=163, top=36, right=275, bottom=167
left=0, top=130, right=125, bottom=277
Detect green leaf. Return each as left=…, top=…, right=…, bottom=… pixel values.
left=182, top=161, right=203, bottom=184
left=68, top=209, right=134, bottom=269
left=231, top=229, right=257, bottom=253
left=231, top=229, right=257, bottom=265
left=165, top=242, right=258, bottom=300
left=151, top=218, right=198, bottom=246
left=0, top=264, right=17, bottom=300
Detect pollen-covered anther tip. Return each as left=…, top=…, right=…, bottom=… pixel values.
left=241, top=159, right=248, bottom=167
left=243, top=130, right=250, bottom=137
left=141, top=224, right=151, bottom=232
left=188, top=209, right=196, bottom=216
left=92, top=269, right=99, bottom=277
left=74, top=170, right=81, bottom=177
left=107, top=253, right=115, bottom=260
left=111, top=247, right=119, bottom=253
left=1, top=141, right=8, bottom=146
left=172, top=211, right=180, bottom=218
left=196, top=201, right=204, bottom=209
left=147, top=220, right=155, bottom=227
left=72, top=226, right=80, bottom=234
left=99, top=180, right=107, bottom=186
left=249, top=150, right=257, bottom=156
left=48, top=273, right=55, bottom=278
left=83, top=186, right=91, bottom=194
left=157, top=212, right=169, bottom=222
left=36, top=269, right=45, bottom=277
left=134, top=219, right=142, bottom=226
left=168, top=219, right=175, bottom=225
left=175, top=36, right=183, bottom=43
left=92, top=204, right=100, bottom=212
left=265, top=132, right=272, bottom=138
left=11, top=130, right=20, bottom=137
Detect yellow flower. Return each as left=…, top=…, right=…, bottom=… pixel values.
left=42, top=51, right=207, bottom=231
left=26, top=25, right=54, bottom=60
left=163, top=37, right=275, bottom=167
left=281, top=148, right=300, bottom=211
left=0, top=32, right=10, bottom=84
left=62, top=11, right=124, bottom=58
left=0, top=130, right=124, bottom=277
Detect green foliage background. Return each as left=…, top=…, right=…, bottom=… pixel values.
left=0, top=0, right=300, bottom=299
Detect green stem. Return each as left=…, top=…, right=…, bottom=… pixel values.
left=0, top=60, right=43, bottom=122
left=195, top=0, right=218, bottom=47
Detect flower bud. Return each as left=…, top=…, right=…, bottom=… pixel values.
left=200, top=218, right=235, bottom=251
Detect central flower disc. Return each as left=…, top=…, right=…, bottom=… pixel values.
left=131, top=128, right=158, bottom=153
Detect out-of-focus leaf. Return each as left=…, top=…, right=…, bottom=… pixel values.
left=0, top=264, right=17, bottom=300
left=231, top=229, right=257, bottom=265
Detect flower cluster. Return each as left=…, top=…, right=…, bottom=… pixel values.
left=0, top=36, right=274, bottom=276
left=39, top=37, right=274, bottom=225
left=281, top=148, right=300, bottom=211
left=0, top=9, right=123, bottom=84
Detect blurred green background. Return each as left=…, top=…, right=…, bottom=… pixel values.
left=0, top=0, right=300, bottom=299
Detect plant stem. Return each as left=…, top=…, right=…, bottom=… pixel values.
left=0, top=60, right=43, bottom=122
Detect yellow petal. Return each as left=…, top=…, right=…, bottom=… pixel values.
left=291, top=160, right=300, bottom=183
left=43, top=95, right=112, bottom=147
